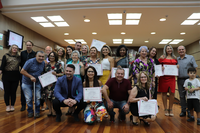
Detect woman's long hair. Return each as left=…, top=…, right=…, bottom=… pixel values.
left=66, top=46, right=73, bottom=59
left=85, top=66, right=100, bottom=87
left=163, top=44, right=176, bottom=59
left=116, top=45, right=128, bottom=57
left=100, top=45, right=112, bottom=63
left=148, top=46, right=157, bottom=59
left=136, top=71, right=151, bottom=91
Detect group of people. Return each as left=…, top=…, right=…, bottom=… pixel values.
left=0, top=40, right=199, bottom=125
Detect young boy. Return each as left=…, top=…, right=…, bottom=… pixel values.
left=184, top=67, right=200, bottom=125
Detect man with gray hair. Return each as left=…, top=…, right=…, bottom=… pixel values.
left=177, top=45, right=198, bottom=117
left=75, top=42, right=82, bottom=54
left=45, top=46, right=52, bottom=63
left=102, top=67, right=131, bottom=122
left=20, top=51, right=45, bottom=118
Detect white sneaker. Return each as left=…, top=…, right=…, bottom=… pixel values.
left=6, top=106, right=10, bottom=112
left=10, top=106, right=15, bottom=111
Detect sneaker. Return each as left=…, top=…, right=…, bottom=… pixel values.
left=187, top=117, right=195, bottom=122
left=28, top=113, right=33, bottom=118
left=56, top=115, right=61, bottom=122
left=10, top=106, right=15, bottom=112
left=20, top=106, right=26, bottom=111
left=35, top=113, right=40, bottom=118
left=110, top=115, right=115, bottom=122
left=6, top=106, right=10, bottom=112
left=197, top=120, right=200, bottom=125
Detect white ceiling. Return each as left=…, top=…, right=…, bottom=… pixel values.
left=1, top=0, right=200, bottom=48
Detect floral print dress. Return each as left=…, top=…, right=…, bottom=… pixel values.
left=41, top=62, right=64, bottom=100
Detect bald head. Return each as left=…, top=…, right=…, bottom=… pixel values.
left=45, top=46, right=52, bottom=55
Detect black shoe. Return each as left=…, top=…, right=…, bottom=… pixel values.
left=197, top=120, right=200, bottom=125
left=118, top=114, right=126, bottom=121
left=45, top=107, right=49, bottom=110
left=179, top=112, right=186, bottom=117
left=56, top=115, right=61, bottom=122
left=110, top=115, right=115, bottom=122
left=187, top=117, right=195, bottom=122
left=28, top=113, right=33, bottom=118
left=187, top=110, right=191, bottom=118
left=73, top=114, right=80, bottom=122
left=20, top=106, right=26, bottom=111
left=140, top=119, right=150, bottom=126
left=35, top=113, right=40, bottom=118
left=47, top=113, right=52, bottom=117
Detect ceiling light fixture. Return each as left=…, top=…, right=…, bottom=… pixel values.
left=126, top=13, right=142, bottom=19
left=187, top=13, right=200, bottom=19
left=54, top=22, right=69, bottom=27
left=31, top=16, right=48, bottom=22
left=109, top=20, right=122, bottom=25
left=121, top=32, right=126, bottom=35
left=145, top=41, right=149, bottom=43
left=64, top=33, right=69, bottom=35
left=39, top=22, right=55, bottom=27
left=64, top=39, right=75, bottom=44
left=180, top=32, right=185, bottom=35
left=107, top=13, right=122, bottom=19
left=151, top=32, right=156, bottom=34
left=181, top=20, right=199, bottom=25
left=125, top=20, right=140, bottom=25
left=47, top=15, right=64, bottom=21
left=160, top=18, right=166, bottom=21
left=92, top=32, right=97, bottom=35
left=84, top=19, right=90, bottom=22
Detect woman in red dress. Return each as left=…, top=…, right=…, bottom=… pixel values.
left=158, top=44, right=178, bottom=117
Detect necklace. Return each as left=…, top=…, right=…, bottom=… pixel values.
left=89, top=81, right=93, bottom=87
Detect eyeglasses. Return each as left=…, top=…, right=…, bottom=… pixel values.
left=140, top=76, right=147, bottom=79
left=88, top=71, right=94, bottom=73
left=50, top=55, right=55, bottom=57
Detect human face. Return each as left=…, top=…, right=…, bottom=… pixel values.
left=45, top=47, right=52, bottom=55
left=119, top=47, right=126, bottom=57
left=65, top=67, right=74, bottom=78
left=140, top=73, right=147, bottom=84
left=72, top=52, right=79, bottom=62
left=177, top=46, right=186, bottom=57
left=166, top=46, right=172, bottom=55
left=36, top=52, right=45, bottom=63
left=75, top=43, right=82, bottom=51
left=87, top=68, right=95, bottom=79
left=102, top=47, right=109, bottom=56
left=11, top=45, right=18, bottom=54
left=67, top=47, right=72, bottom=55
left=26, top=42, right=33, bottom=51
left=90, top=48, right=97, bottom=57
left=115, top=69, right=124, bottom=81
left=150, top=48, right=156, bottom=58
left=49, top=53, right=55, bottom=62
left=58, top=49, right=64, bottom=57
left=140, top=48, right=147, bottom=58
left=188, top=71, right=196, bottom=79
left=82, top=46, right=88, bottom=54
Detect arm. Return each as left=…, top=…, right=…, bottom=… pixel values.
left=20, top=68, right=36, bottom=82
left=74, top=79, right=83, bottom=103
left=108, top=57, right=114, bottom=80
left=128, top=86, right=148, bottom=103
left=79, top=61, right=85, bottom=76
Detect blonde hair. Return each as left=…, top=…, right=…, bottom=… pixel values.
left=136, top=71, right=151, bottom=90
left=100, top=45, right=112, bottom=63
left=81, top=44, right=89, bottom=56
left=8, top=44, right=20, bottom=57
left=163, top=44, right=176, bottom=59
left=89, top=46, right=98, bottom=58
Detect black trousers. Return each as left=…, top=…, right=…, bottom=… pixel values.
left=3, top=80, right=19, bottom=106
left=53, top=98, right=86, bottom=116
left=20, top=74, right=26, bottom=106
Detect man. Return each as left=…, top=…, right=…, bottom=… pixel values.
left=75, top=41, right=82, bottom=54
left=53, top=64, right=85, bottom=122
left=20, top=40, right=36, bottom=111
left=102, top=67, right=131, bottom=122
left=20, top=51, right=45, bottom=118
left=44, top=46, right=52, bottom=63
left=177, top=45, right=198, bottom=117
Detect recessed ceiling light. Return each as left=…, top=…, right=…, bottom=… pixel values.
left=124, top=42, right=132, bottom=44
left=198, top=23, right=200, bottom=25
left=39, top=22, right=55, bottom=27
left=151, top=32, right=156, bottom=34
left=47, top=15, right=64, bottom=22
left=113, top=42, right=122, bottom=44
left=173, top=39, right=184, bottom=42
left=145, top=41, right=149, bottom=43
left=169, top=42, right=179, bottom=44
left=159, top=42, right=168, bottom=44
left=31, top=16, right=48, bottom=22
left=125, top=20, right=140, bottom=25
left=187, top=13, right=200, bottom=19
left=113, top=39, right=122, bottom=42
left=107, top=13, right=122, bottom=19
left=126, top=13, right=142, bottom=19
left=121, top=32, right=126, bottom=35
left=109, top=20, right=122, bottom=25
left=92, top=32, right=97, bottom=35
left=64, top=39, right=75, bottom=44
left=64, top=33, right=69, bottom=35
left=180, top=32, right=185, bottom=35
left=84, top=19, right=90, bottom=22
left=75, top=39, right=85, bottom=42
left=82, top=42, right=87, bottom=44
left=54, top=22, right=69, bottom=27
left=181, top=20, right=199, bottom=25
left=161, top=39, right=172, bottom=42
left=160, top=18, right=166, bottom=21
left=124, top=39, right=133, bottom=42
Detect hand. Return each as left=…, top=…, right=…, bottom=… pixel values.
left=0, top=70, right=2, bottom=75
left=79, top=62, right=84, bottom=67
left=177, top=65, right=179, bottom=69
left=185, top=87, right=189, bottom=91
left=63, top=99, right=71, bottom=106
left=70, top=99, right=77, bottom=105
left=156, top=75, right=160, bottom=78
left=122, top=103, right=129, bottom=113
left=30, top=77, right=36, bottom=82
left=107, top=100, right=113, bottom=109
left=52, top=71, right=57, bottom=76
left=142, top=97, right=148, bottom=101
left=86, top=100, right=90, bottom=103
left=160, top=55, right=165, bottom=59
left=189, top=88, right=194, bottom=93
left=162, top=66, right=165, bottom=71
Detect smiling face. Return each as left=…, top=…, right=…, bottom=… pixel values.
left=26, top=41, right=33, bottom=51
left=49, top=52, right=55, bottom=62
left=58, top=49, right=64, bottom=56
left=72, top=52, right=79, bottom=62
left=87, top=68, right=95, bottom=79
left=166, top=46, right=172, bottom=55
left=115, top=69, right=124, bottom=81
left=102, top=47, right=109, bottom=56
left=45, top=46, right=52, bottom=55
left=75, top=42, right=82, bottom=51
left=150, top=48, right=157, bottom=58
left=119, top=47, right=126, bottom=57
left=140, top=73, right=147, bottom=84
left=140, top=48, right=147, bottom=58
left=11, top=45, right=18, bottom=54
left=177, top=46, right=186, bottom=57
left=82, top=45, right=88, bottom=54
left=65, top=67, right=74, bottom=78
left=36, top=52, right=45, bottom=63
left=67, top=47, right=72, bottom=55
left=90, top=47, right=97, bottom=57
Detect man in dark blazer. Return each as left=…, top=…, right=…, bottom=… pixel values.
left=53, top=64, right=84, bottom=122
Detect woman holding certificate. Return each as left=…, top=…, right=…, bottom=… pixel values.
left=83, top=66, right=107, bottom=124
left=41, top=51, right=64, bottom=116
left=129, top=72, right=156, bottom=126
left=158, top=44, right=177, bottom=116
left=66, top=46, right=73, bottom=64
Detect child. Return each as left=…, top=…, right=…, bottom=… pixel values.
left=184, top=67, right=200, bottom=125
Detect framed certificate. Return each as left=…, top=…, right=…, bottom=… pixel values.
left=83, top=87, right=102, bottom=102
left=111, top=67, right=129, bottom=79
left=163, top=65, right=178, bottom=76
left=38, top=70, right=57, bottom=88
left=88, top=64, right=103, bottom=76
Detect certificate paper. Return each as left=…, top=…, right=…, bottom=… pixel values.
left=163, top=65, right=178, bottom=76
left=154, top=65, right=163, bottom=76
left=90, top=39, right=106, bottom=52
left=83, top=87, right=102, bottom=102
left=0, top=80, right=4, bottom=90
left=88, top=64, right=103, bottom=76
left=38, top=70, right=57, bottom=88
left=138, top=100, right=158, bottom=116
left=111, top=67, right=129, bottom=79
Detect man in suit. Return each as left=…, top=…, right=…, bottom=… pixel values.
left=53, top=64, right=84, bottom=122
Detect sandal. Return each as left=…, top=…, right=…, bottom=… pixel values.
left=140, top=119, right=150, bottom=126
left=164, top=109, right=169, bottom=116
left=130, top=115, right=138, bottom=126
left=169, top=109, right=174, bottom=117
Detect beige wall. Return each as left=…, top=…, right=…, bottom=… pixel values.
left=0, top=12, right=58, bottom=99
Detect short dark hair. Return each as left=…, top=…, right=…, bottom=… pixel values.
left=116, top=45, right=128, bottom=57
left=187, top=67, right=196, bottom=73
left=48, top=51, right=58, bottom=62
left=75, top=41, right=82, bottom=45
left=67, top=64, right=75, bottom=71
left=26, top=40, right=34, bottom=46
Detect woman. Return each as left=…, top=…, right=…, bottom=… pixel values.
left=80, top=44, right=89, bottom=63
left=158, top=44, right=177, bottom=116
left=67, top=50, right=85, bottom=79
left=0, top=44, right=21, bottom=112
left=129, top=71, right=156, bottom=126
left=83, top=66, right=107, bottom=124
left=66, top=46, right=73, bottom=64
left=57, top=47, right=66, bottom=69
left=132, top=46, right=155, bottom=97
left=99, top=45, right=114, bottom=85
left=149, top=47, right=159, bottom=99
left=115, top=45, right=129, bottom=68
left=41, top=51, right=64, bottom=116
left=85, top=47, right=100, bottom=65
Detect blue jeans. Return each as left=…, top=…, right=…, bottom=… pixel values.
left=22, top=83, right=41, bottom=113
left=106, top=99, right=129, bottom=116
